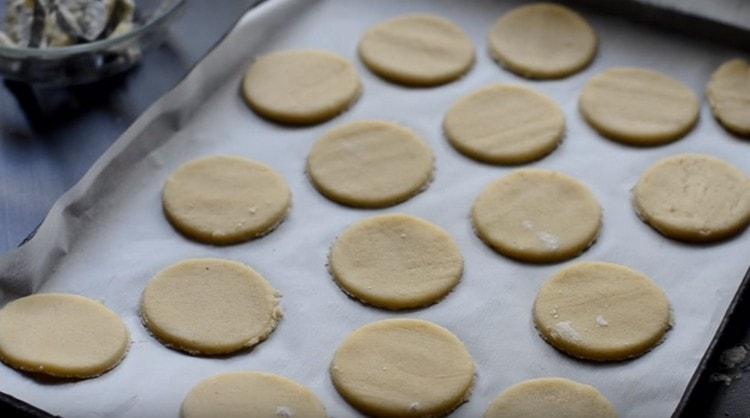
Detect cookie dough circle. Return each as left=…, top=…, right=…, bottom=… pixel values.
left=484, top=378, right=618, bottom=418
left=580, top=68, right=699, bottom=145
left=330, top=214, right=463, bottom=310
left=706, top=58, right=750, bottom=136
left=472, top=170, right=602, bottom=263
left=359, top=14, right=475, bottom=86
left=307, top=120, right=433, bottom=208
left=242, top=49, right=361, bottom=125
left=181, top=372, right=327, bottom=418
left=163, top=156, right=291, bottom=245
left=634, top=154, right=750, bottom=242
left=444, top=84, right=565, bottom=164
left=141, top=258, right=282, bottom=355
left=489, top=3, right=596, bottom=79
left=534, top=262, right=671, bottom=361
left=0, top=293, right=129, bottom=378
left=331, top=319, right=475, bottom=417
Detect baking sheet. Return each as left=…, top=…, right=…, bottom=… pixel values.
left=1, top=0, right=749, bottom=416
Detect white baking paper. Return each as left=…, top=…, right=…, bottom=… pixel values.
left=0, top=0, right=748, bottom=417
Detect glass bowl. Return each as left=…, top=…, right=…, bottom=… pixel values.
left=0, top=0, right=185, bottom=87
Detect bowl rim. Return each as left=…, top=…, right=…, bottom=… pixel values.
left=0, top=0, right=186, bottom=58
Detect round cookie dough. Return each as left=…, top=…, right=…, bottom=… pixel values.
left=633, top=154, right=750, bottom=242
left=472, top=170, right=602, bottom=263
left=331, top=319, right=475, bottom=417
left=141, top=258, right=282, bottom=355
left=484, top=378, right=618, bottom=418
left=242, top=49, right=361, bottom=125
left=307, top=120, right=433, bottom=208
left=163, top=156, right=291, bottom=245
left=706, top=58, right=750, bottom=136
left=0, top=293, right=129, bottom=378
left=329, top=214, right=463, bottom=310
left=489, top=3, right=597, bottom=79
left=534, top=262, right=671, bottom=361
left=358, top=14, right=475, bottom=86
left=579, top=67, right=699, bottom=145
left=182, top=372, right=327, bottom=418
left=444, top=84, right=565, bottom=164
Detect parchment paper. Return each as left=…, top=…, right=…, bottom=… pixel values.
left=1, top=0, right=748, bottom=416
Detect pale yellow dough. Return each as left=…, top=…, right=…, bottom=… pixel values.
left=163, top=156, right=291, bottom=245
left=706, top=58, right=750, bottom=136
left=534, top=262, right=671, bottom=361
left=141, top=258, right=282, bottom=355
left=634, top=154, right=750, bottom=242
left=181, top=372, right=327, bottom=418
left=307, top=120, right=433, bottom=208
left=444, top=84, right=565, bottom=164
left=0, top=293, right=129, bottom=378
left=472, top=170, right=602, bottom=263
left=242, top=49, right=361, bottom=125
left=489, top=3, right=596, bottom=79
left=485, top=378, right=618, bottom=418
left=329, top=214, right=463, bottom=310
left=359, top=14, right=475, bottom=86
left=580, top=67, right=699, bottom=145
left=331, top=319, right=475, bottom=417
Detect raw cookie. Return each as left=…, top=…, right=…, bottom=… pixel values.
left=579, top=67, right=699, bottom=145
left=181, top=372, right=327, bottom=418
left=331, top=319, right=475, bottom=417
left=633, top=154, right=750, bottom=242
left=0, top=293, right=129, bottom=378
left=706, top=58, right=750, bottom=136
left=307, top=120, right=433, bottom=208
left=242, top=49, right=361, bottom=125
left=534, top=262, right=671, bottom=361
left=141, top=258, right=282, bottom=355
left=485, top=378, right=618, bottom=418
left=358, top=14, right=474, bottom=86
left=488, top=3, right=596, bottom=79
left=329, top=214, right=463, bottom=310
left=444, top=84, right=565, bottom=164
left=163, top=156, right=291, bottom=245
left=472, top=170, right=602, bottom=263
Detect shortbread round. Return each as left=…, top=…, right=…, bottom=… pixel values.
left=307, top=120, right=433, bottom=208
left=444, top=84, right=565, bottom=164
left=472, top=170, right=602, bottom=263
left=163, top=156, right=291, bottom=245
left=242, top=49, right=361, bottom=125
left=706, top=58, right=750, bottom=136
left=634, top=154, right=750, bottom=242
left=141, top=259, right=282, bottom=355
left=0, top=293, right=129, bottom=378
left=534, top=262, right=671, bottom=361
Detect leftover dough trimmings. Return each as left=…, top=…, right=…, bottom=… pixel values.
left=331, top=319, right=475, bottom=418
left=534, top=262, right=671, bottom=362
left=141, top=258, right=282, bottom=355
left=181, top=372, right=327, bottom=418
left=307, top=120, right=434, bottom=208
left=242, top=49, right=362, bottom=125
left=579, top=67, right=699, bottom=145
left=162, top=156, right=291, bottom=245
left=706, top=58, right=750, bottom=136
left=488, top=3, right=597, bottom=79
left=0, top=293, right=129, bottom=378
left=472, top=169, right=602, bottom=263
left=359, top=14, right=475, bottom=86
left=633, top=154, right=750, bottom=242
left=329, top=214, right=463, bottom=310
left=484, top=377, right=618, bottom=418
left=444, top=84, right=565, bottom=164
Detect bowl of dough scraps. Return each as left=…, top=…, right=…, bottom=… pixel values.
left=0, top=0, right=185, bottom=86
